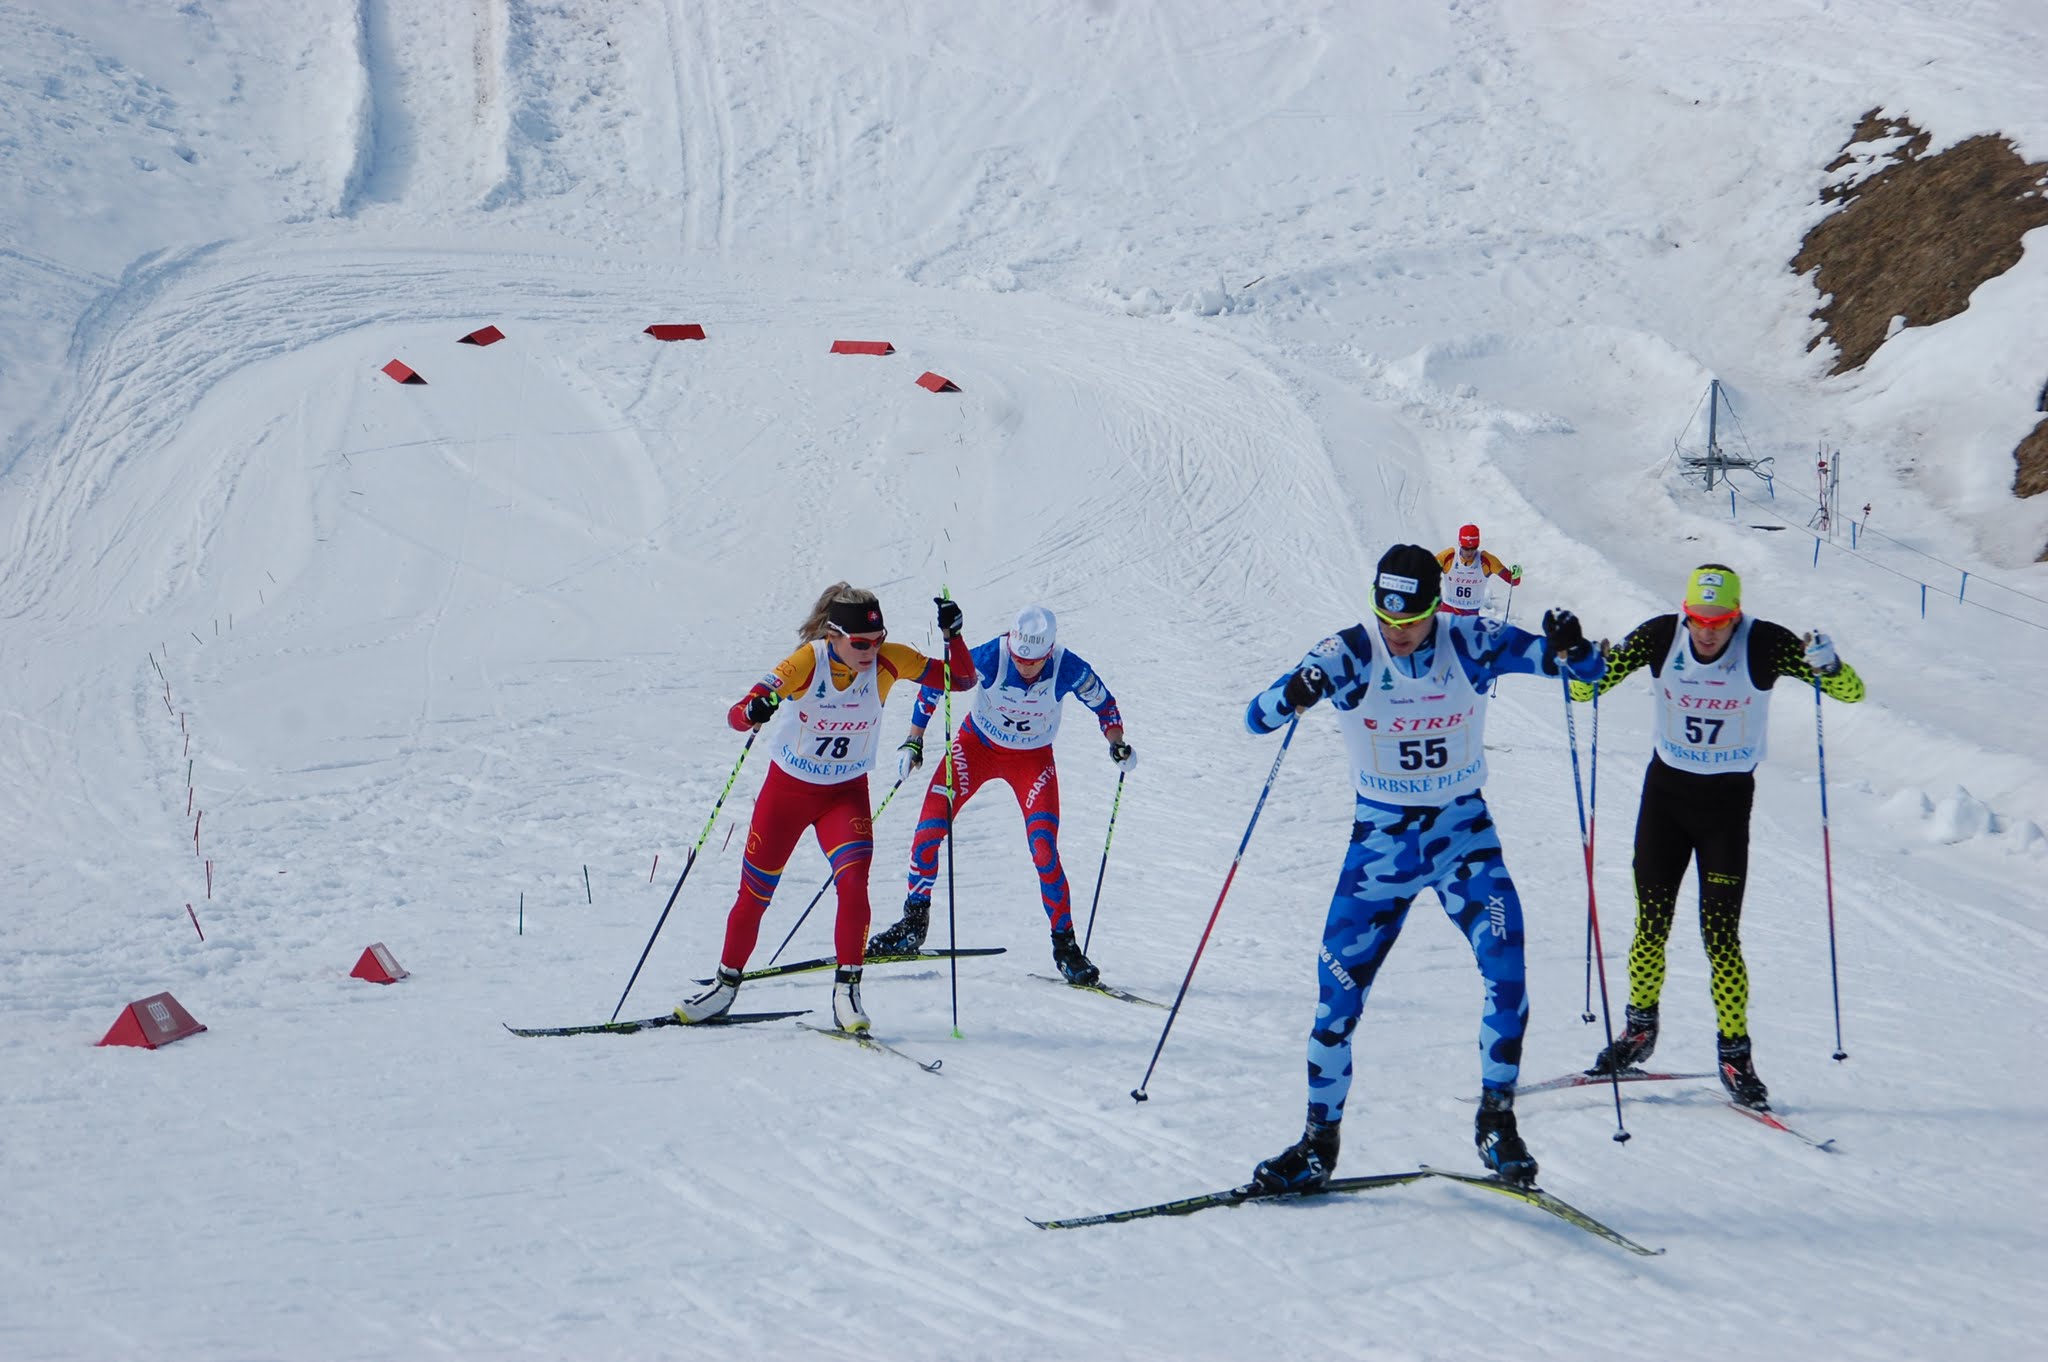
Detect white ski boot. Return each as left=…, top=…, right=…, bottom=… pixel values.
left=674, top=965, right=741, bottom=1024
left=832, top=966, right=870, bottom=1033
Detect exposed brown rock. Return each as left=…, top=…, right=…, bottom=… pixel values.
left=2015, top=417, right=2048, bottom=498
left=1793, top=112, right=2048, bottom=375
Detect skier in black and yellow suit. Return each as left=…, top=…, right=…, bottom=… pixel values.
left=1571, top=564, right=1864, bottom=1110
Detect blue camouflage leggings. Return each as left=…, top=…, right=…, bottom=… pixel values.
left=1306, top=793, right=1529, bottom=1125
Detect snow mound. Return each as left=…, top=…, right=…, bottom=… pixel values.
left=1884, top=784, right=2044, bottom=855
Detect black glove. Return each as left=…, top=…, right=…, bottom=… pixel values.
left=1108, top=740, right=1136, bottom=771
left=743, top=692, right=779, bottom=725
left=934, top=596, right=964, bottom=638
left=1283, top=665, right=1328, bottom=711
left=1542, top=609, right=1590, bottom=663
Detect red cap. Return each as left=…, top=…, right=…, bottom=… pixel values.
left=1458, top=524, right=1481, bottom=549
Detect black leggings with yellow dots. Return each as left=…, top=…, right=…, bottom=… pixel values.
left=1626, top=758, right=1757, bottom=1038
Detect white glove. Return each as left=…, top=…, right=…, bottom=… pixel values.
left=1108, top=740, right=1137, bottom=772
left=896, top=738, right=924, bottom=781
left=1802, top=630, right=1840, bottom=677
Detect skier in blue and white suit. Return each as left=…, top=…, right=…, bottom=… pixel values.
left=1245, top=544, right=1604, bottom=1193
left=866, top=605, right=1131, bottom=985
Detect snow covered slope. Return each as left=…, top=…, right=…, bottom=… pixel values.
left=2, top=3, right=2043, bottom=1359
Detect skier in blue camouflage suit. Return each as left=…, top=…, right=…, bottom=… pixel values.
left=1246, top=544, right=1605, bottom=1191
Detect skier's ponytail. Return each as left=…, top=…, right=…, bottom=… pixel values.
left=797, top=582, right=880, bottom=642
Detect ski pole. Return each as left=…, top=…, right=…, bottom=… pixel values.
left=939, top=586, right=963, bottom=1038
left=608, top=727, right=760, bottom=1022
left=1490, top=581, right=1518, bottom=697
left=1132, top=715, right=1299, bottom=1103
left=1815, top=681, right=1848, bottom=1061
left=1580, top=686, right=1599, bottom=1024
left=1563, top=671, right=1630, bottom=1143
left=1080, top=770, right=1127, bottom=954
left=765, top=774, right=907, bottom=965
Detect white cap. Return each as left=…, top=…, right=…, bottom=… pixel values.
left=1009, top=605, right=1057, bottom=661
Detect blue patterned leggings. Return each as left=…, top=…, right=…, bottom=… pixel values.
left=1306, top=793, right=1528, bottom=1124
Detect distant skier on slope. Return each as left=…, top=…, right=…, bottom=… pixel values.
left=1437, top=523, right=1521, bottom=618
left=1574, top=564, right=1864, bottom=1110
left=1244, top=545, right=1605, bottom=1192
left=674, top=584, right=973, bottom=1034
left=867, top=605, right=1133, bottom=986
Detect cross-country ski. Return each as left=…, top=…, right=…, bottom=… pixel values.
left=694, top=946, right=1006, bottom=985
left=1028, top=973, right=1167, bottom=1008
left=1035, top=1167, right=1661, bottom=1256
left=505, top=1009, right=809, bottom=1038
left=796, top=1021, right=944, bottom=1073
left=1516, top=1068, right=1715, bottom=1096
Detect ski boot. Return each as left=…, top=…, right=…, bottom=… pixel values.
left=1476, top=1089, right=1539, bottom=1188
left=832, top=966, right=871, bottom=1034
left=1587, top=1003, right=1659, bottom=1076
left=675, top=965, right=741, bottom=1024
left=1717, top=1032, right=1770, bottom=1110
left=1250, top=1119, right=1340, bottom=1194
left=1050, top=928, right=1100, bottom=987
left=866, top=894, right=930, bottom=957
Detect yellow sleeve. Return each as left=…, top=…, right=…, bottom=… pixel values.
left=1436, top=548, right=1456, bottom=570
left=1482, top=551, right=1507, bottom=576
left=764, top=645, right=819, bottom=700
left=874, top=641, right=935, bottom=704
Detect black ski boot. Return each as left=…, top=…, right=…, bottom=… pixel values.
left=1476, top=1089, right=1539, bottom=1188
left=866, top=894, right=930, bottom=957
left=1251, top=1119, right=1340, bottom=1194
left=1717, top=1033, right=1771, bottom=1111
left=1050, top=928, right=1100, bottom=986
left=1587, top=1003, right=1660, bottom=1076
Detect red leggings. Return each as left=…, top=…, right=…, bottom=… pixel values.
left=719, top=764, right=874, bottom=969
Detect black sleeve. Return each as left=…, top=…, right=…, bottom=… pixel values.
left=1589, top=614, right=1677, bottom=697
left=1747, top=620, right=1806, bottom=691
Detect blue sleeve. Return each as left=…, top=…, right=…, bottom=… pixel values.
left=1246, top=629, right=1372, bottom=733
left=910, top=637, right=1001, bottom=728
left=1455, top=619, right=1606, bottom=688
left=1055, top=651, right=1121, bottom=731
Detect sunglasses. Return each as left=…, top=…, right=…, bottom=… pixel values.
left=1682, top=605, right=1739, bottom=628
left=830, top=625, right=886, bottom=651
left=1373, top=598, right=1440, bottom=627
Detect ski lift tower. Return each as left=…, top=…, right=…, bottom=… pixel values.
left=1680, top=380, right=1766, bottom=491
left=1809, top=442, right=1842, bottom=537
